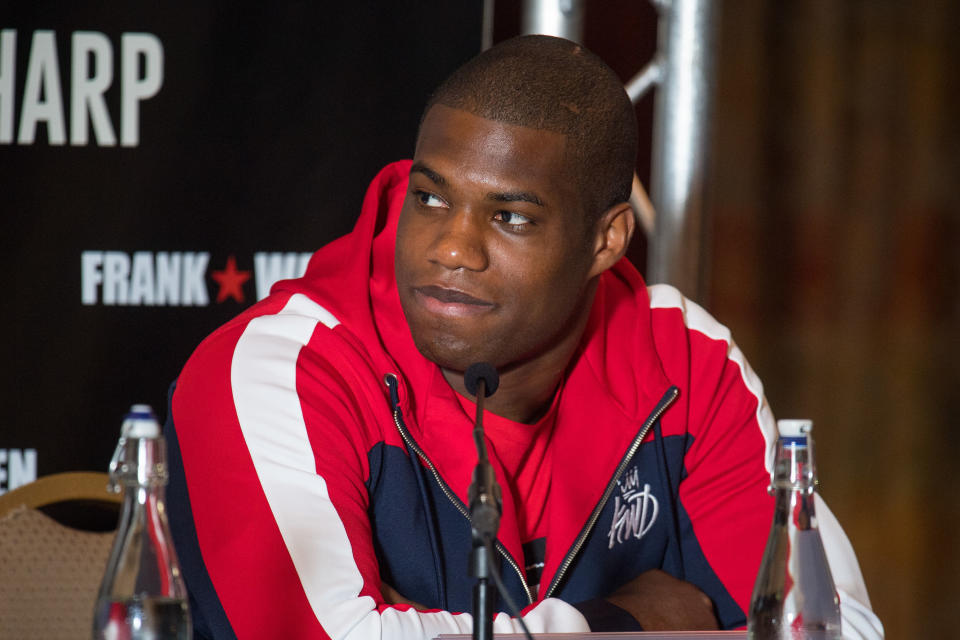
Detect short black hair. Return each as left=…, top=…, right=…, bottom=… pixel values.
left=423, top=35, right=637, bottom=222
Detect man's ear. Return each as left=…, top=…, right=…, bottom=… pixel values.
left=588, top=201, right=636, bottom=278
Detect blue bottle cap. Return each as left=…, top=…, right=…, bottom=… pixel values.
left=122, top=404, right=160, bottom=438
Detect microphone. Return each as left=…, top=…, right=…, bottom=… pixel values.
left=464, top=363, right=502, bottom=540
left=463, top=364, right=534, bottom=640
left=464, top=362, right=501, bottom=640
left=464, top=362, right=499, bottom=398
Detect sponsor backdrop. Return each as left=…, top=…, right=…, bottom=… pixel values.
left=1, top=2, right=486, bottom=491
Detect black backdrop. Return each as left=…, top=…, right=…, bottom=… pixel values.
left=1, top=2, right=485, bottom=489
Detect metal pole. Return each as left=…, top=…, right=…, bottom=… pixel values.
left=521, top=0, right=585, bottom=42
left=482, top=0, right=495, bottom=50
left=646, top=0, right=718, bottom=301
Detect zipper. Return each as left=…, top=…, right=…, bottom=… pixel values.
left=543, top=385, right=679, bottom=599
left=383, top=374, right=535, bottom=605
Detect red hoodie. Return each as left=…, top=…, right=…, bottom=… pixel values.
left=166, top=160, right=881, bottom=639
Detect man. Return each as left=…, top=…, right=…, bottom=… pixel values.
left=165, top=35, right=882, bottom=638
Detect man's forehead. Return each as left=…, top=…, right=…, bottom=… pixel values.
left=413, top=105, right=573, bottom=193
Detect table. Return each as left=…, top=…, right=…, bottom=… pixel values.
left=436, top=632, right=747, bottom=639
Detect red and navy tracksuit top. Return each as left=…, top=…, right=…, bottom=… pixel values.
left=164, top=161, right=873, bottom=639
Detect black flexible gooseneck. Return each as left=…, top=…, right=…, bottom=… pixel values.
left=465, top=363, right=501, bottom=640
left=464, top=364, right=534, bottom=640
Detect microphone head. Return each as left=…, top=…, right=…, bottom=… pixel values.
left=464, top=362, right=499, bottom=398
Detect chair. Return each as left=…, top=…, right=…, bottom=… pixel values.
left=0, top=472, right=121, bottom=639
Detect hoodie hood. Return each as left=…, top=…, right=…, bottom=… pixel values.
left=273, top=159, right=674, bottom=426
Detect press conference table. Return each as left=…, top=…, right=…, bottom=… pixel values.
left=437, top=632, right=747, bottom=639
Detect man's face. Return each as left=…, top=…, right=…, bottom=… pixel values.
left=395, top=104, right=600, bottom=374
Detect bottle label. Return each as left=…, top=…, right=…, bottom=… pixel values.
left=780, top=436, right=807, bottom=448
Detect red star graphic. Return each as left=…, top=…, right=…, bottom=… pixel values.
left=211, top=255, right=252, bottom=303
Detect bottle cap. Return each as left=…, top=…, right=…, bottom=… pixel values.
left=122, top=404, right=160, bottom=438
left=777, top=419, right=812, bottom=438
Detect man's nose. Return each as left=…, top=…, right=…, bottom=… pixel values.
left=427, top=210, right=489, bottom=272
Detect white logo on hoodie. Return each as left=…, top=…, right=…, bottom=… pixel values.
left=607, top=466, right=658, bottom=549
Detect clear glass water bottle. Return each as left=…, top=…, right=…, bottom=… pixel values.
left=748, top=419, right=841, bottom=639
left=93, top=404, right=192, bottom=639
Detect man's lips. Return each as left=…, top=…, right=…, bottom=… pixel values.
left=413, top=285, right=494, bottom=316
left=417, top=285, right=492, bottom=305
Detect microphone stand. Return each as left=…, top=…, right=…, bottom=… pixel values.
left=468, top=374, right=501, bottom=640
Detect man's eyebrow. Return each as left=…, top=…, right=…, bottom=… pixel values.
left=410, top=162, right=543, bottom=206
left=410, top=162, right=445, bottom=185
left=487, top=191, right=544, bottom=207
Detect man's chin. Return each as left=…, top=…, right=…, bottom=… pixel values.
left=412, top=335, right=491, bottom=374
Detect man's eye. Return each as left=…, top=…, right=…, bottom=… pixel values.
left=415, top=190, right=446, bottom=208
left=495, top=211, right=533, bottom=229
